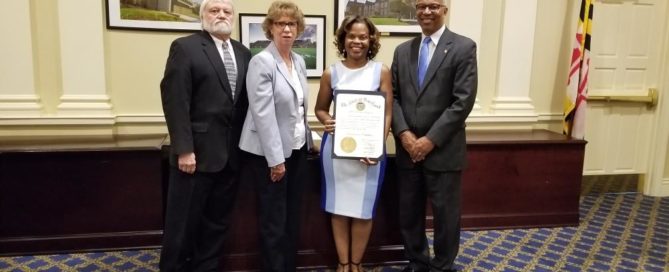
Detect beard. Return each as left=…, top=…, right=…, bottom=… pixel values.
left=204, top=20, right=232, bottom=35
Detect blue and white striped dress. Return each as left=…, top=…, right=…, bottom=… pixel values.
left=320, top=60, right=386, bottom=219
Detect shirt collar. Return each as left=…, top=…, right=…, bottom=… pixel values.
left=209, top=34, right=231, bottom=49
left=421, top=25, right=446, bottom=46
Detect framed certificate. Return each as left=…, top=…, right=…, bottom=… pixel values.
left=332, top=90, right=386, bottom=160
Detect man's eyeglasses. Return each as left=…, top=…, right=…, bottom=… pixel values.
left=274, top=21, right=298, bottom=29
left=415, top=4, right=444, bottom=13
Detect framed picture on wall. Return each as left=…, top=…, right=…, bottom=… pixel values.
left=105, top=0, right=202, bottom=31
left=335, top=0, right=421, bottom=36
left=239, top=13, right=326, bottom=78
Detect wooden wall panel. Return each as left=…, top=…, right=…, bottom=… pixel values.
left=0, top=130, right=586, bottom=271
left=0, top=148, right=164, bottom=254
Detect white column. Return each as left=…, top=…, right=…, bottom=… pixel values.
left=0, top=1, right=42, bottom=116
left=57, top=0, right=112, bottom=116
left=645, top=11, right=669, bottom=197
left=449, top=0, right=483, bottom=48
left=449, top=0, right=485, bottom=115
left=489, top=0, right=538, bottom=120
left=646, top=90, right=669, bottom=196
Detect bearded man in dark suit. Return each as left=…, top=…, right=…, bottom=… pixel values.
left=159, top=0, right=251, bottom=270
left=391, top=0, right=478, bottom=271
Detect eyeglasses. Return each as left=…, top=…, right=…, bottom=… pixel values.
left=415, top=4, right=444, bottom=13
left=273, top=21, right=298, bottom=29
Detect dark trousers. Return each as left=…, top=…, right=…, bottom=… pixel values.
left=397, top=167, right=462, bottom=272
left=245, top=146, right=307, bottom=272
left=159, top=164, right=239, bottom=272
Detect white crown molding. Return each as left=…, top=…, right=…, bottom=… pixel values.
left=467, top=114, right=538, bottom=123
left=57, top=94, right=112, bottom=115
left=0, top=94, right=41, bottom=102
left=0, top=114, right=167, bottom=126
left=1, top=113, right=567, bottom=125
left=115, top=114, right=166, bottom=124
left=0, top=112, right=569, bottom=142
left=113, top=114, right=168, bottom=136
left=58, top=94, right=111, bottom=102
left=0, top=94, right=43, bottom=116
left=536, top=113, right=563, bottom=121
left=0, top=116, right=115, bottom=126
left=489, top=96, right=537, bottom=115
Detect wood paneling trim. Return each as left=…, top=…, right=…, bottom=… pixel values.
left=0, top=129, right=586, bottom=271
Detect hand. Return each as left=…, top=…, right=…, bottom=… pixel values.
left=270, top=163, right=286, bottom=182
left=411, top=136, right=435, bottom=163
left=399, top=130, right=418, bottom=158
left=360, top=157, right=378, bottom=166
left=323, top=119, right=336, bottom=134
left=178, top=152, right=196, bottom=174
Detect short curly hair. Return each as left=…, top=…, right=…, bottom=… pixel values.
left=261, top=1, right=305, bottom=40
left=334, top=15, right=381, bottom=60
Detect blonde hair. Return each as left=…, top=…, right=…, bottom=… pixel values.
left=261, top=1, right=305, bottom=39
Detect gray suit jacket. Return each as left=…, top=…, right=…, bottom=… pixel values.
left=239, top=42, right=312, bottom=167
left=391, top=27, right=478, bottom=171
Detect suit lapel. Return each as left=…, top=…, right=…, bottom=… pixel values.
left=419, top=28, right=454, bottom=94
left=294, top=53, right=308, bottom=111
left=409, top=37, right=421, bottom=93
left=200, top=32, right=234, bottom=102
left=231, top=41, right=246, bottom=104
left=268, top=43, right=298, bottom=92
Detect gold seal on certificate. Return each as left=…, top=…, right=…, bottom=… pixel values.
left=332, top=90, right=386, bottom=160
left=340, top=137, right=357, bottom=153
left=356, top=102, right=365, bottom=111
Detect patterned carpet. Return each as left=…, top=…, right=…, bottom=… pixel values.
left=1, top=192, right=667, bottom=271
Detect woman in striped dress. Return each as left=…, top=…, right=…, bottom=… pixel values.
left=314, top=16, right=393, bottom=272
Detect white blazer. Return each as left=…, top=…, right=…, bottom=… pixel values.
left=239, top=42, right=312, bottom=167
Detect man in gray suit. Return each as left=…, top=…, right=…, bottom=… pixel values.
left=159, top=0, right=251, bottom=270
left=391, top=0, right=477, bottom=271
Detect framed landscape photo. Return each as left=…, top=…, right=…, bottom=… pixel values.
left=106, top=0, right=202, bottom=31
left=239, top=13, right=326, bottom=78
left=335, top=0, right=421, bottom=36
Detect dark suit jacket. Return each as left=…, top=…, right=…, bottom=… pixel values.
left=391, top=27, right=478, bottom=172
left=161, top=31, right=252, bottom=173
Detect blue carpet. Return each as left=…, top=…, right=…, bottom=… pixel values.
left=1, top=193, right=667, bottom=271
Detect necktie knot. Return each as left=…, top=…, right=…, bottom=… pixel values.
left=423, top=37, right=432, bottom=46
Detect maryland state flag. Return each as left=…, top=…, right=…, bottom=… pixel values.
left=563, top=0, right=594, bottom=139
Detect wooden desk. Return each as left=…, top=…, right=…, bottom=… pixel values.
left=460, top=129, right=586, bottom=229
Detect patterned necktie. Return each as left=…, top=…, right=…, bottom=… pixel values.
left=417, top=37, right=431, bottom=88
left=221, top=42, right=237, bottom=99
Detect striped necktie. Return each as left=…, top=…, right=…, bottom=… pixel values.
left=222, top=42, right=237, bottom=99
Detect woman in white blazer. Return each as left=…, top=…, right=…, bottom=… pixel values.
left=238, top=1, right=312, bottom=271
